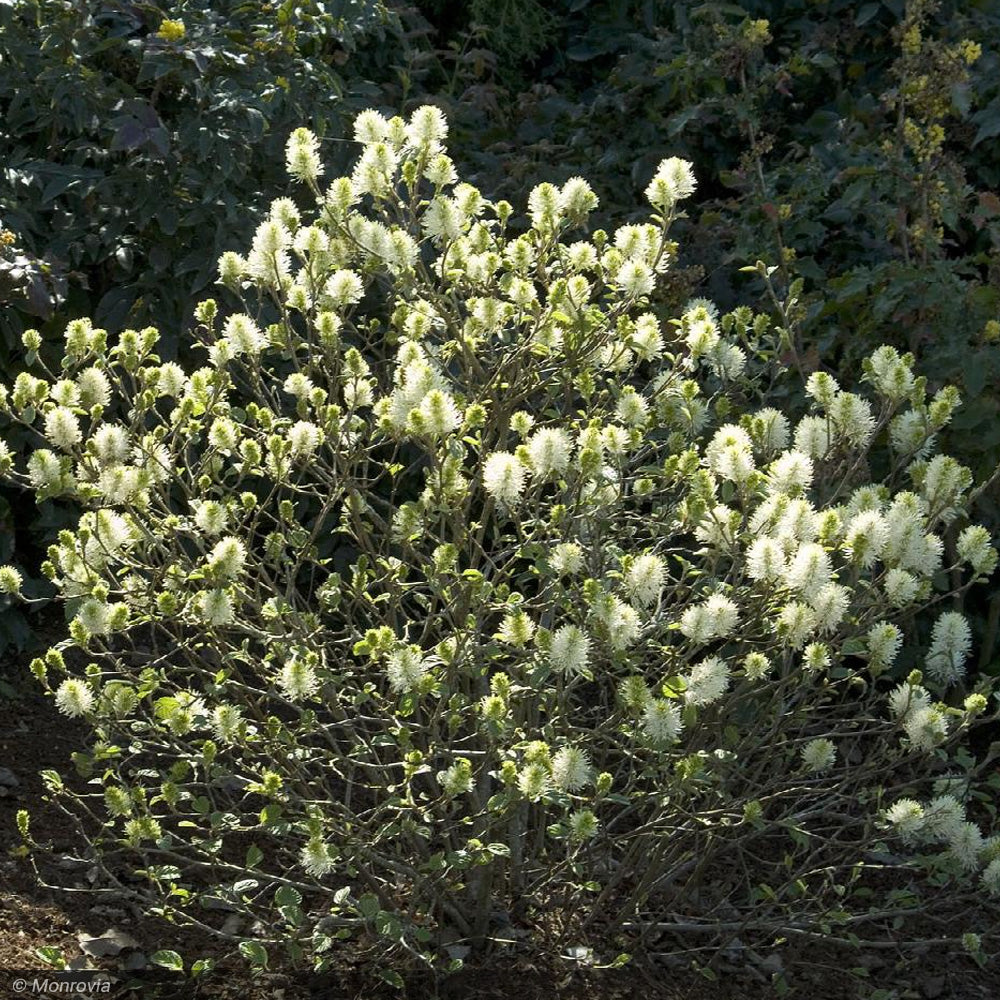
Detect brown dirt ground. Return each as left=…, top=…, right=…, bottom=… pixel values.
left=1, top=619, right=998, bottom=999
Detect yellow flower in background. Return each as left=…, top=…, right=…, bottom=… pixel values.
left=157, top=19, right=186, bottom=42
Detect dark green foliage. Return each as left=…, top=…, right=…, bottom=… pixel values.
left=0, top=0, right=403, bottom=362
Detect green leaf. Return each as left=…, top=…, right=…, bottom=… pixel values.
left=35, top=946, right=67, bottom=969
left=378, top=969, right=404, bottom=989
left=150, top=950, right=184, bottom=971
left=238, top=940, right=269, bottom=968
left=274, top=885, right=302, bottom=907
left=357, top=893, right=380, bottom=918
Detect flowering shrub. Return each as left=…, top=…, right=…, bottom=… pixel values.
left=3, top=106, right=999, bottom=975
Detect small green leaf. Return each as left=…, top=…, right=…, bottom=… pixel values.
left=274, top=884, right=302, bottom=907
left=238, top=940, right=269, bottom=968
left=151, top=950, right=184, bottom=971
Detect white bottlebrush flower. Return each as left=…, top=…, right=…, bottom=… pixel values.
left=957, top=525, right=997, bottom=576
left=742, top=651, right=772, bottom=681
left=685, top=316, right=719, bottom=359
left=211, top=704, right=243, bottom=743
left=809, top=583, right=850, bottom=634
left=746, top=536, right=786, bottom=582
left=517, top=761, right=550, bottom=801
left=705, top=424, right=752, bottom=471
left=550, top=541, right=585, bottom=576
left=325, top=270, right=364, bottom=307
left=707, top=341, right=747, bottom=380
left=551, top=747, right=593, bottom=791
left=199, top=589, right=234, bottom=626
left=803, top=642, right=831, bottom=672
left=767, top=450, right=813, bottom=495
left=77, top=366, right=112, bottom=408
left=527, top=427, right=573, bottom=478
left=353, top=109, right=390, bottom=144
left=568, top=809, right=599, bottom=841
left=437, top=758, right=473, bottom=796
left=866, top=346, right=915, bottom=401
left=773, top=498, right=821, bottom=546
left=497, top=609, right=536, bottom=647
left=0, top=565, right=23, bottom=595
left=801, top=738, right=836, bottom=772
left=288, top=421, right=323, bottom=458
left=286, top=127, right=323, bottom=184
left=922, top=795, right=965, bottom=842
left=842, top=510, right=888, bottom=568
left=705, top=424, right=755, bottom=483
left=414, top=388, right=460, bottom=437
left=624, top=553, right=666, bottom=607
left=615, top=390, right=649, bottom=427
left=424, top=153, right=457, bottom=187
left=77, top=598, right=111, bottom=635
left=793, top=415, right=832, bottom=460
left=617, top=259, right=655, bottom=298
left=805, top=371, right=839, bottom=408
left=884, top=568, right=920, bottom=608
left=550, top=624, right=591, bottom=675
left=193, top=500, right=229, bottom=537
left=208, top=536, right=247, bottom=580
left=983, top=857, right=1000, bottom=896
left=560, top=176, right=598, bottom=218
left=679, top=594, right=738, bottom=643
left=406, top=104, right=448, bottom=147
left=783, top=542, right=832, bottom=600
left=620, top=675, right=652, bottom=712
left=224, top=314, right=267, bottom=356
left=886, top=798, right=925, bottom=844
left=643, top=698, right=683, bottom=743
left=949, top=821, right=984, bottom=872
left=91, top=424, right=131, bottom=467
left=904, top=705, right=949, bottom=752
left=920, top=454, right=970, bottom=510
left=696, top=504, right=740, bottom=552
left=482, top=451, right=527, bottom=507
left=925, top=611, right=972, bottom=686
left=300, top=839, right=336, bottom=878
left=605, top=600, right=642, bottom=650
left=866, top=621, right=903, bottom=672
left=278, top=656, right=320, bottom=701
left=754, top=408, right=790, bottom=453
left=829, top=392, right=875, bottom=448
left=386, top=646, right=428, bottom=693
left=685, top=656, right=730, bottom=707
left=776, top=602, right=818, bottom=649
left=55, top=678, right=95, bottom=717
left=704, top=594, right=739, bottom=637
left=283, top=372, right=315, bottom=398
left=44, top=406, right=82, bottom=451
left=888, top=681, right=931, bottom=721
left=890, top=409, right=934, bottom=458
left=645, top=156, right=697, bottom=209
